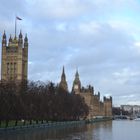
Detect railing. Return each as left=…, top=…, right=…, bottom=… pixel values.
left=0, top=120, right=86, bottom=132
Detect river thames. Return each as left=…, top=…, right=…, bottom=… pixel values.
left=0, top=120, right=140, bottom=140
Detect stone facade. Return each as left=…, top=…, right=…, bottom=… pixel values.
left=1, top=31, right=28, bottom=82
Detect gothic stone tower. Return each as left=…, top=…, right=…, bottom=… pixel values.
left=72, top=70, right=81, bottom=94
left=103, top=96, right=112, bottom=117
left=59, top=66, right=68, bottom=91
left=1, top=31, right=28, bottom=82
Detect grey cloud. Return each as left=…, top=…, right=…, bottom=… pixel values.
left=0, top=0, right=27, bottom=19
left=24, top=0, right=140, bottom=21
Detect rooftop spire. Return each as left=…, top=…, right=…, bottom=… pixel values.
left=59, top=66, right=68, bottom=92
left=3, top=30, right=6, bottom=39
left=61, top=66, right=66, bottom=81
left=19, top=30, right=22, bottom=38
left=2, top=31, right=7, bottom=46
left=9, top=34, right=12, bottom=42
left=24, top=34, right=28, bottom=42
left=75, top=69, right=79, bottom=77
left=62, top=66, right=65, bottom=74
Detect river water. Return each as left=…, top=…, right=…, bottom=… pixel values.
left=0, top=120, right=140, bottom=140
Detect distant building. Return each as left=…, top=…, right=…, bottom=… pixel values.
left=121, top=105, right=132, bottom=113
left=1, top=31, right=28, bottom=82
left=59, top=68, right=113, bottom=118
left=121, top=105, right=140, bottom=116
left=133, top=105, right=140, bottom=113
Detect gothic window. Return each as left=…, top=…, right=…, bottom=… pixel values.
left=14, top=63, right=16, bottom=73
left=7, top=63, right=9, bottom=74
left=10, top=63, right=13, bottom=74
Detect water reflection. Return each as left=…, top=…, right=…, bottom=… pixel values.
left=0, top=121, right=112, bottom=140
left=2, top=121, right=140, bottom=140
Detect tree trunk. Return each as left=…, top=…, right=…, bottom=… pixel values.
left=41, top=120, right=43, bottom=124
left=30, top=120, right=32, bottom=125
left=15, top=120, right=18, bottom=126
left=23, top=120, right=26, bottom=125
left=5, top=120, right=9, bottom=128
left=36, top=120, right=38, bottom=124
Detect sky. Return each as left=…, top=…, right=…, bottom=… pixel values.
left=0, top=0, right=140, bottom=106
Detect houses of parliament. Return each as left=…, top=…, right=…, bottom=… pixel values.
left=59, top=67, right=112, bottom=118
left=1, top=31, right=112, bottom=118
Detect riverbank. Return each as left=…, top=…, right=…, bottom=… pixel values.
left=86, top=117, right=112, bottom=123
left=0, top=117, right=112, bottom=132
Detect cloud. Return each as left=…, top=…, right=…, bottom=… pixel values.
left=24, top=0, right=140, bottom=22
left=17, top=19, right=140, bottom=100
left=0, top=0, right=27, bottom=19
left=26, top=0, right=93, bottom=19
left=112, top=68, right=140, bottom=91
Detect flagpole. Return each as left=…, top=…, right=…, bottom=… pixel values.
left=15, top=16, right=22, bottom=38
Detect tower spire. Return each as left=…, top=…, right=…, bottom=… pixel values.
left=24, top=34, right=28, bottom=42
left=19, top=30, right=22, bottom=38
left=59, top=66, right=68, bottom=92
left=76, top=69, right=79, bottom=77
left=3, top=30, right=6, bottom=39
left=63, top=66, right=64, bottom=73
left=2, top=31, right=7, bottom=46
left=18, top=30, right=23, bottom=45
left=8, top=34, right=12, bottom=45
left=62, top=66, right=65, bottom=79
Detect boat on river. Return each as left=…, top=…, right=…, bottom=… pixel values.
left=134, top=116, right=140, bottom=121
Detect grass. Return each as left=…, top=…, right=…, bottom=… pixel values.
left=0, top=120, right=40, bottom=128
left=0, top=120, right=86, bottom=129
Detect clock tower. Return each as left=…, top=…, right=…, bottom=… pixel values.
left=72, top=70, right=81, bottom=94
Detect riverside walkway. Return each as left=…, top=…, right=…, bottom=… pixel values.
left=0, top=117, right=112, bottom=132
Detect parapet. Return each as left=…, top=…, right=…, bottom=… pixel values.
left=104, top=96, right=112, bottom=102
left=81, top=85, right=94, bottom=94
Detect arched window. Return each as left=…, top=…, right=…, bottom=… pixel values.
left=7, top=63, right=9, bottom=74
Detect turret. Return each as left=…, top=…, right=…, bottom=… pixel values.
left=24, top=34, right=28, bottom=48
left=91, top=86, right=94, bottom=94
left=98, top=91, right=100, bottom=98
left=103, top=96, right=113, bottom=117
left=2, top=31, right=7, bottom=46
left=88, top=85, right=93, bottom=93
left=9, top=35, right=12, bottom=42
left=8, top=35, right=13, bottom=46
left=18, top=30, right=23, bottom=45
left=110, top=96, right=112, bottom=102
